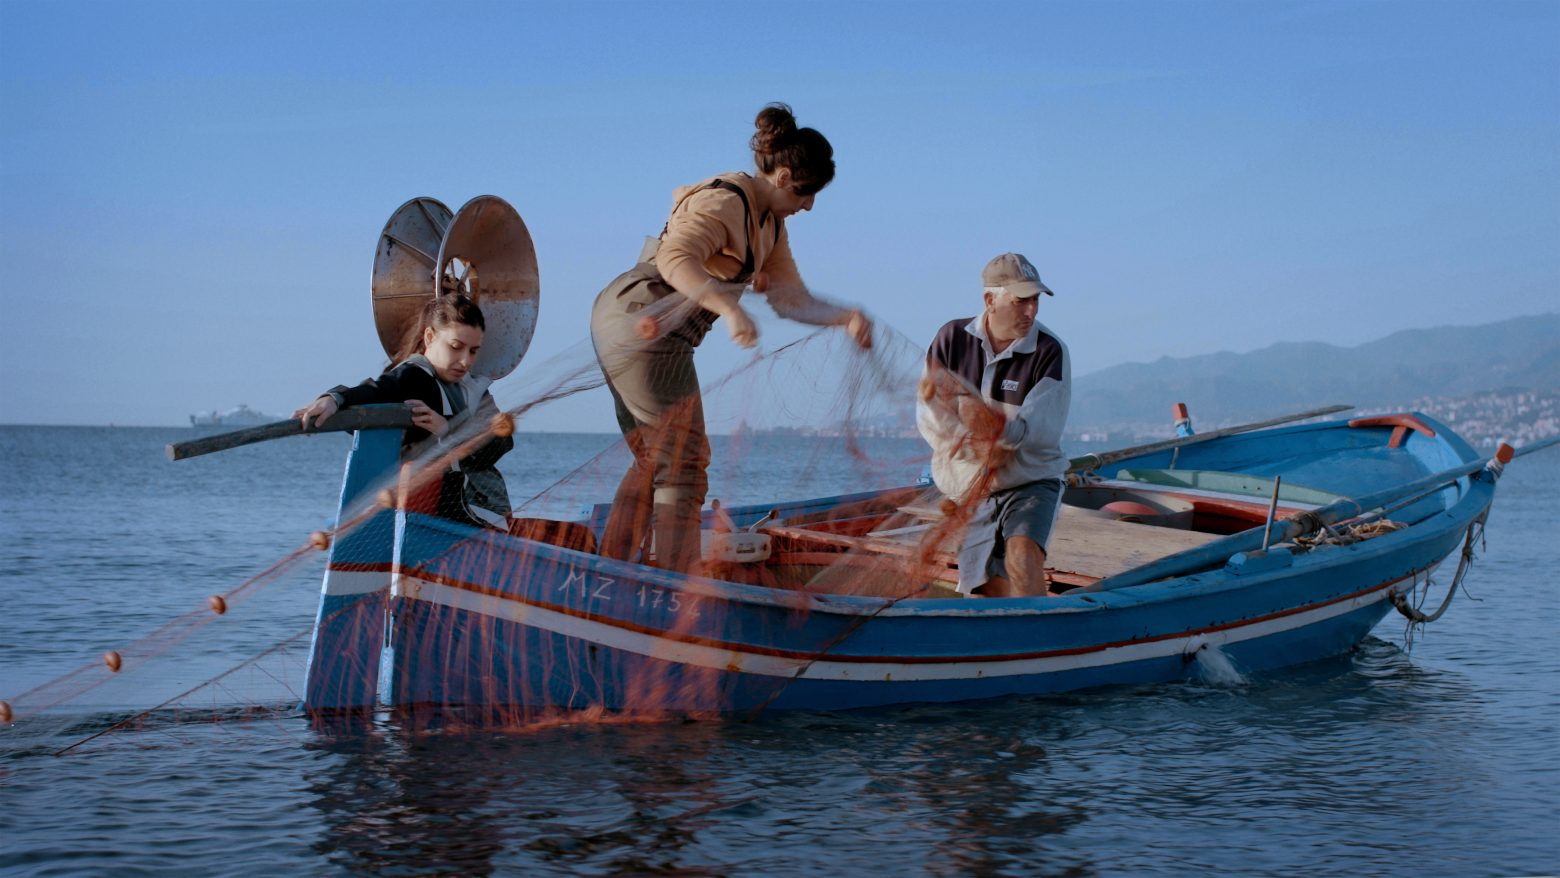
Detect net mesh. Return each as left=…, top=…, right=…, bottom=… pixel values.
left=3, top=310, right=1018, bottom=748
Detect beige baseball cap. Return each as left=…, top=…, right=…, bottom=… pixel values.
left=981, top=252, right=1054, bottom=298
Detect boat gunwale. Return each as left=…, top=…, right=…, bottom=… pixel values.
left=396, top=472, right=1492, bottom=621
left=382, top=413, right=1493, bottom=621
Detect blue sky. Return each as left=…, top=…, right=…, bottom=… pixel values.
left=2, top=0, right=1555, bottom=428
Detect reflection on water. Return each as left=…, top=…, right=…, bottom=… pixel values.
left=309, top=731, right=506, bottom=876
left=284, top=637, right=1530, bottom=877
left=2, top=632, right=1554, bottom=877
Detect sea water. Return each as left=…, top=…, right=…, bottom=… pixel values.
left=0, top=426, right=1556, bottom=877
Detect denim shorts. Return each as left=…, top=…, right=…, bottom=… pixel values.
left=955, top=478, right=1065, bottom=594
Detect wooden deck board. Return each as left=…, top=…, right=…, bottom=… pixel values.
left=881, top=504, right=1220, bottom=579
left=1044, top=507, right=1219, bottom=577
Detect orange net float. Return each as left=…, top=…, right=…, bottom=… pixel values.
left=309, top=531, right=332, bottom=551
left=104, top=651, right=123, bottom=673
left=208, top=595, right=228, bottom=615
left=0, top=700, right=11, bottom=723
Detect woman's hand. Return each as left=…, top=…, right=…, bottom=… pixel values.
left=405, top=400, right=449, bottom=436
left=295, top=395, right=338, bottom=430
left=842, top=309, right=873, bottom=349
left=724, top=305, right=759, bottom=349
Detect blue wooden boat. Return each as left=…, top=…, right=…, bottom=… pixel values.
left=298, top=409, right=1513, bottom=720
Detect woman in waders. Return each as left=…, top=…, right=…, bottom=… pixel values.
left=590, top=103, right=874, bottom=573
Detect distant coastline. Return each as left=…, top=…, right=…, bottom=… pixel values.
left=733, top=387, right=1559, bottom=449
left=3, top=388, right=1556, bottom=449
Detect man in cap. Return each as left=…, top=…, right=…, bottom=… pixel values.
left=916, top=252, right=1071, bottom=597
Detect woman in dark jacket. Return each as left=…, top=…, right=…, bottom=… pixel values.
left=295, top=294, right=513, bottom=528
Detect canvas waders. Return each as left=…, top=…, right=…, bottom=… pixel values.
left=589, top=179, right=772, bottom=572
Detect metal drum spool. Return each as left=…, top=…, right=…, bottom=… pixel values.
left=369, top=194, right=540, bottom=382
left=371, top=197, right=453, bottom=360
left=435, top=195, right=540, bottom=381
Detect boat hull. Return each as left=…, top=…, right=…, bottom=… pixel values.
left=303, top=412, right=1494, bottom=718
left=371, top=515, right=1453, bottom=715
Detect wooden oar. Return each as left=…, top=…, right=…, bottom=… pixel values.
left=167, top=406, right=415, bottom=461
left=1511, top=434, right=1560, bottom=459
left=1085, top=440, right=1542, bottom=592
left=1067, top=404, right=1354, bottom=474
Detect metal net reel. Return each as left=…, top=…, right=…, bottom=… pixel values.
left=370, top=195, right=540, bottom=381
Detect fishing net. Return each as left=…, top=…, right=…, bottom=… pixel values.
left=2, top=304, right=1021, bottom=749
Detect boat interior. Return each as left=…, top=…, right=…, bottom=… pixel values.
left=518, top=469, right=1345, bottom=600
left=500, top=416, right=1461, bottom=600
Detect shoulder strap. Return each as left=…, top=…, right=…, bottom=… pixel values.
left=660, top=177, right=780, bottom=277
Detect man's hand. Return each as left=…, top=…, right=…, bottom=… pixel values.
left=957, top=395, right=1005, bottom=443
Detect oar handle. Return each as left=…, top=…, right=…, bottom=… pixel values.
left=167, top=406, right=415, bottom=461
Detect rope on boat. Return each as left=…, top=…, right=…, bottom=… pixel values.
left=1293, top=518, right=1406, bottom=549
left=1390, top=515, right=1486, bottom=642
left=1386, top=450, right=1504, bottom=637
left=1065, top=469, right=1103, bottom=488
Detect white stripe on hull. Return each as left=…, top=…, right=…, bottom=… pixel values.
left=396, top=574, right=1394, bottom=683
left=322, top=568, right=393, bottom=596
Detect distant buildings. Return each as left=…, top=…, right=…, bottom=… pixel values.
left=1405, top=389, right=1560, bottom=448
left=1061, top=389, right=1559, bottom=447
left=733, top=388, right=1560, bottom=449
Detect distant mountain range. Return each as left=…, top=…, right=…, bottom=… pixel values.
left=1071, top=313, right=1560, bottom=432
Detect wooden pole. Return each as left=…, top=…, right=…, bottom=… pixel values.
left=167, top=406, right=415, bottom=461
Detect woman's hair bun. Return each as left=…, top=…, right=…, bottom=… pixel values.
left=749, top=102, right=835, bottom=196
left=750, top=102, right=798, bottom=154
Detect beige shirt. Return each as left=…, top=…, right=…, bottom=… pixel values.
left=656, top=173, right=798, bottom=283
left=654, top=174, right=847, bottom=325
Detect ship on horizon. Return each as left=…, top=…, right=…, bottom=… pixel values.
left=189, top=404, right=279, bottom=429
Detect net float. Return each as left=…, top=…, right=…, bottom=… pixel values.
left=309, top=531, right=331, bottom=551
left=208, top=595, right=228, bottom=615
left=104, top=651, right=122, bottom=673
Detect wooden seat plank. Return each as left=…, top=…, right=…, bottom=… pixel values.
left=879, top=504, right=1219, bottom=579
